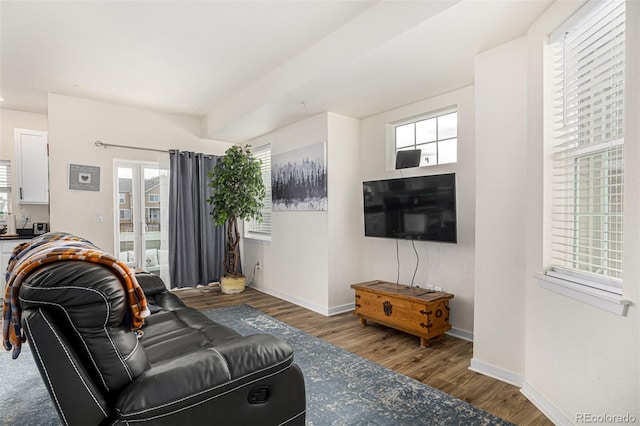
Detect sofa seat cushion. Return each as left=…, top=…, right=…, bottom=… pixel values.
left=141, top=307, right=241, bottom=365
left=116, top=333, right=295, bottom=422
left=119, top=299, right=298, bottom=422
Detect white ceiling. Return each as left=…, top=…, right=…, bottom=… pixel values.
left=1, top=0, right=552, bottom=142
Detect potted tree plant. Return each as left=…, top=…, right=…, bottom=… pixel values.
left=207, top=144, right=265, bottom=294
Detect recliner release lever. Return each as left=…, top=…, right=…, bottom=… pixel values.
left=248, top=386, right=271, bottom=404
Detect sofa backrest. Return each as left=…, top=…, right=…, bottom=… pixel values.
left=19, top=261, right=150, bottom=393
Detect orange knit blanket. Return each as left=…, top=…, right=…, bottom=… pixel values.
left=2, top=232, right=149, bottom=359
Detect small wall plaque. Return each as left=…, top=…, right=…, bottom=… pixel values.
left=69, top=164, right=100, bottom=191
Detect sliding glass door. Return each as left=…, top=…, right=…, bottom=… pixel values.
left=115, top=161, right=170, bottom=287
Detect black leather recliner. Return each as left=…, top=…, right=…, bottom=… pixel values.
left=19, top=262, right=306, bottom=425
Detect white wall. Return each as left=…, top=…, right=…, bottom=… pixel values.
left=359, top=86, right=476, bottom=336
left=243, top=112, right=361, bottom=315
left=327, top=112, right=361, bottom=311
left=244, top=114, right=330, bottom=312
left=520, top=1, right=639, bottom=422
left=47, top=94, right=233, bottom=252
left=0, top=109, right=50, bottom=224
left=471, top=37, right=528, bottom=385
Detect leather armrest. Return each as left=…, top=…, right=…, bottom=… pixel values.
left=116, top=334, right=294, bottom=419
left=214, top=333, right=293, bottom=379
left=135, top=272, right=167, bottom=297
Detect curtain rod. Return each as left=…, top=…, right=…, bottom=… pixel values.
left=94, top=140, right=168, bottom=154
left=94, top=141, right=215, bottom=158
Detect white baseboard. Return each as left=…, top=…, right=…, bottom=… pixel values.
left=469, top=363, right=565, bottom=424
left=253, top=285, right=332, bottom=316
left=521, top=381, right=571, bottom=425
left=253, top=286, right=354, bottom=316
left=328, top=302, right=354, bottom=316
left=446, top=327, right=473, bottom=342
left=469, top=358, right=523, bottom=387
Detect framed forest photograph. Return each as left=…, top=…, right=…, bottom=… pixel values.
left=272, top=142, right=327, bottom=211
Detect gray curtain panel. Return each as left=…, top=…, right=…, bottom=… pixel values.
left=169, top=150, right=225, bottom=288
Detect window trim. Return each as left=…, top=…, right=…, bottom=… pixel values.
left=389, top=106, right=458, bottom=169
left=540, top=0, right=630, bottom=314
left=146, top=207, right=160, bottom=222
left=535, top=273, right=630, bottom=316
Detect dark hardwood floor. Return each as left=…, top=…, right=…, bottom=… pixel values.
left=175, top=286, right=552, bottom=426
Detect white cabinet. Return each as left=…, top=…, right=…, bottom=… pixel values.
left=15, top=128, right=49, bottom=204
left=1, top=239, right=30, bottom=286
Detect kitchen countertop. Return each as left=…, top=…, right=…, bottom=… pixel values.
left=1, top=229, right=35, bottom=240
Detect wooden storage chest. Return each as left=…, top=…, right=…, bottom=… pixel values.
left=351, top=280, right=454, bottom=347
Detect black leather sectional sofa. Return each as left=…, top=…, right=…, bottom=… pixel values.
left=19, top=262, right=306, bottom=425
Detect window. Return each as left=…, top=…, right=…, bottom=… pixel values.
left=394, top=110, right=457, bottom=167
left=119, top=192, right=126, bottom=204
left=244, top=144, right=271, bottom=240
left=146, top=208, right=160, bottom=223
left=0, top=160, right=11, bottom=215
left=116, top=162, right=169, bottom=285
left=546, top=0, right=625, bottom=294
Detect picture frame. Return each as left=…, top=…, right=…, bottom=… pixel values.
left=68, top=163, right=100, bottom=191
left=271, top=142, right=327, bottom=211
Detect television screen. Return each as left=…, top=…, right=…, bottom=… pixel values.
left=363, top=173, right=456, bottom=243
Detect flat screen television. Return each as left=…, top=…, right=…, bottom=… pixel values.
left=363, top=173, right=456, bottom=243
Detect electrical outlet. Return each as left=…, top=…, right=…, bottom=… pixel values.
left=255, top=261, right=261, bottom=270
left=20, top=213, right=31, bottom=222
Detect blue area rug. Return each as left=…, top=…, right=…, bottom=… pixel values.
left=0, top=304, right=511, bottom=425
left=0, top=344, right=58, bottom=425
left=207, top=304, right=511, bottom=426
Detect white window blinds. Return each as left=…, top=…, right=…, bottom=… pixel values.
left=548, top=0, right=625, bottom=291
left=0, top=160, right=11, bottom=193
left=246, top=144, right=271, bottom=236
left=0, top=160, right=12, bottom=215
